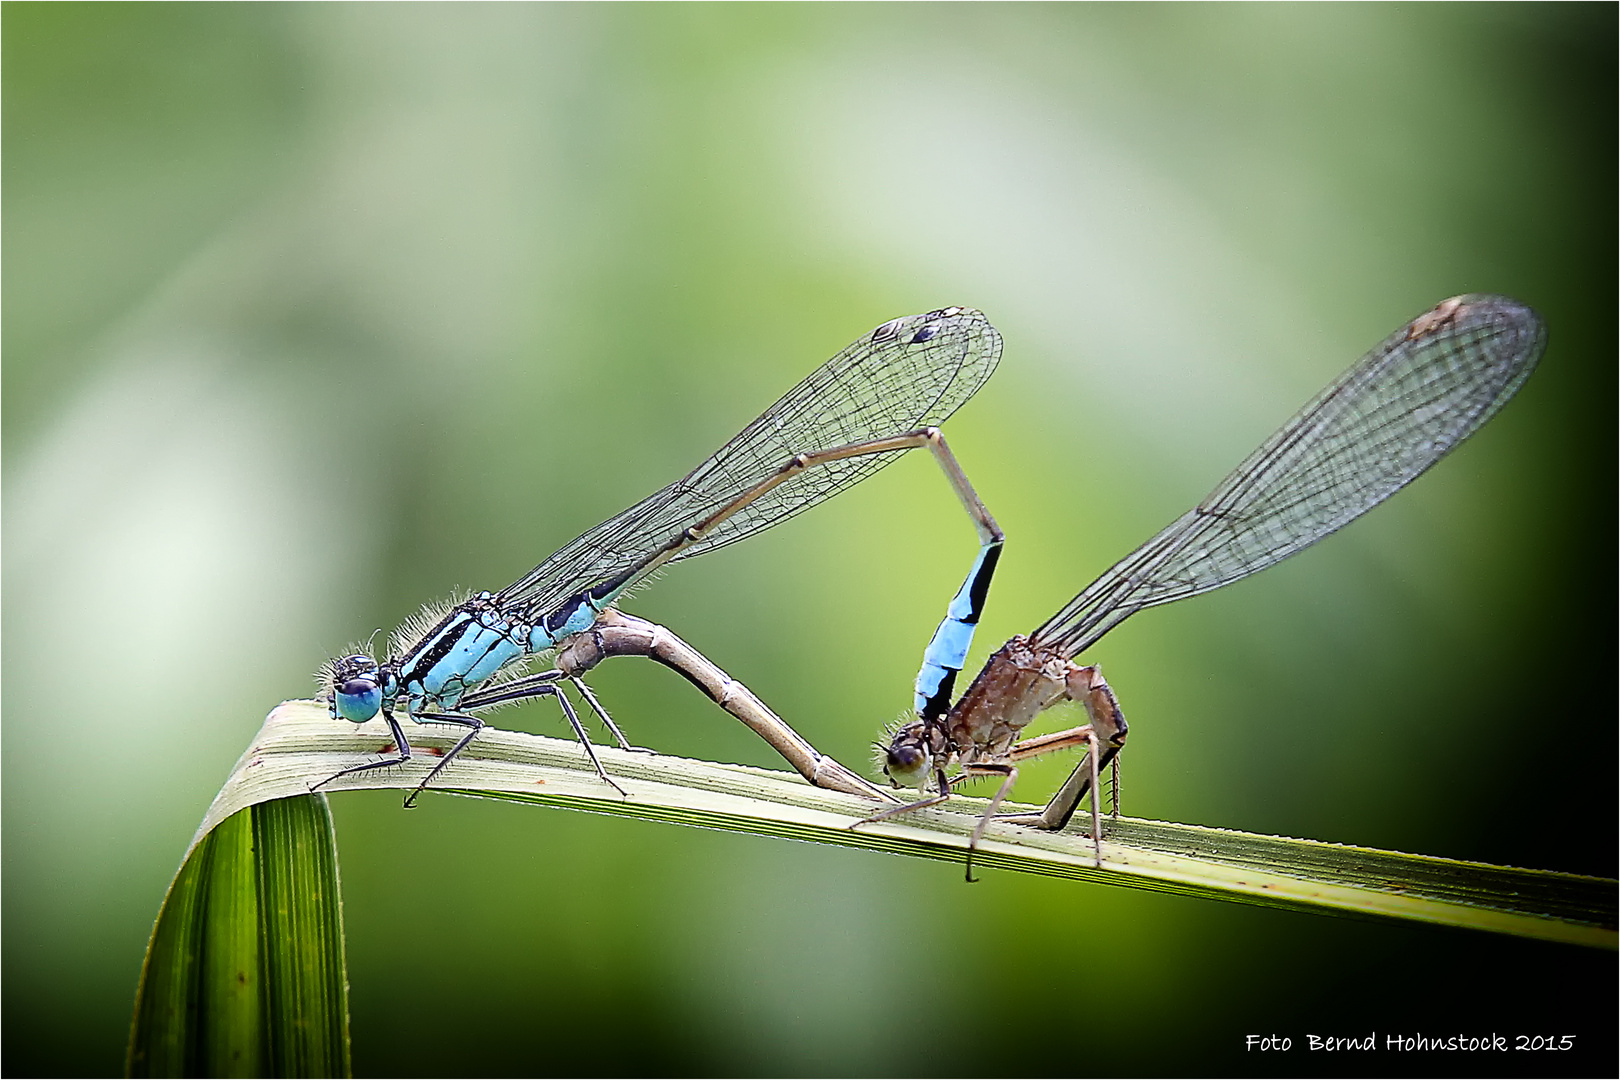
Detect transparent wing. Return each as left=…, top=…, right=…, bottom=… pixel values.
left=1035, top=294, right=1546, bottom=657
left=499, top=307, right=1002, bottom=619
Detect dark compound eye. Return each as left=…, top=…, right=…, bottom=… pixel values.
left=887, top=743, right=925, bottom=771
left=909, top=325, right=937, bottom=344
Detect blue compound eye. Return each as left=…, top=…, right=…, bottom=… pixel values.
left=909, top=325, right=937, bottom=344
left=335, top=677, right=383, bottom=723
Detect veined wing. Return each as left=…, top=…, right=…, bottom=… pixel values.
left=1035, top=294, right=1546, bottom=658
left=499, top=307, right=1002, bottom=619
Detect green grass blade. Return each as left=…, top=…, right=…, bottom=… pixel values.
left=194, top=700, right=1615, bottom=949
left=128, top=793, right=351, bottom=1078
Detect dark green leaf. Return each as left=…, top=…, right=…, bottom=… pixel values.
left=128, top=794, right=351, bottom=1078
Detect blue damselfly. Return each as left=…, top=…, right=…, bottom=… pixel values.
left=318, top=307, right=1004, bottom=804
left=866, top=295, right=1547, bottom=877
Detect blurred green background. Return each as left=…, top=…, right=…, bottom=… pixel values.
left=4, top=4, right=1613, bottom=1076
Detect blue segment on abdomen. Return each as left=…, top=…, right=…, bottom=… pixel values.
left=913, top=543, right=999, bottom=716
left=530, top=594, right=601, bottom=650
left=915, top=619, right=977, bottom=710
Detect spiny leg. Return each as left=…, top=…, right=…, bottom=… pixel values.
left=535, top=684, right=629, bottom=798
left=403, top=709, right=485, bottom=808
left=310, top=707, right=414, bottom=792
left=1062, top=730, right=1104, bottom=867
left=849, top=756, right=1033, bottom=880
left=1022, top=739, right=1125, bottom=837
left=1004, top=662, right=1128, bottom=859
left=568, top=675, right=652, bottom=753
left=458, top=667, right=648, bottom=752
left=961, top=763, right=1019, bottom=883
left=463, top=666, right=651, bottom=754
left=459, top=668, right=568, bottom=708
left=1026, top=741, right=1127, bottom=843
left=850, top=763, right=957, bottom=827
left=995, top=723, right=1106, bottom=865
left=1108, top=754, right=1122, bottom=817
left=416, top=683, right=630, bottom=800
left=1085, top=733, right=1102, bottom=865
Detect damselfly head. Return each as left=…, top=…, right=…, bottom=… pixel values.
left=324, top=653, right=384, bottom=723
left=875, top=717, right=933, bottom=790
